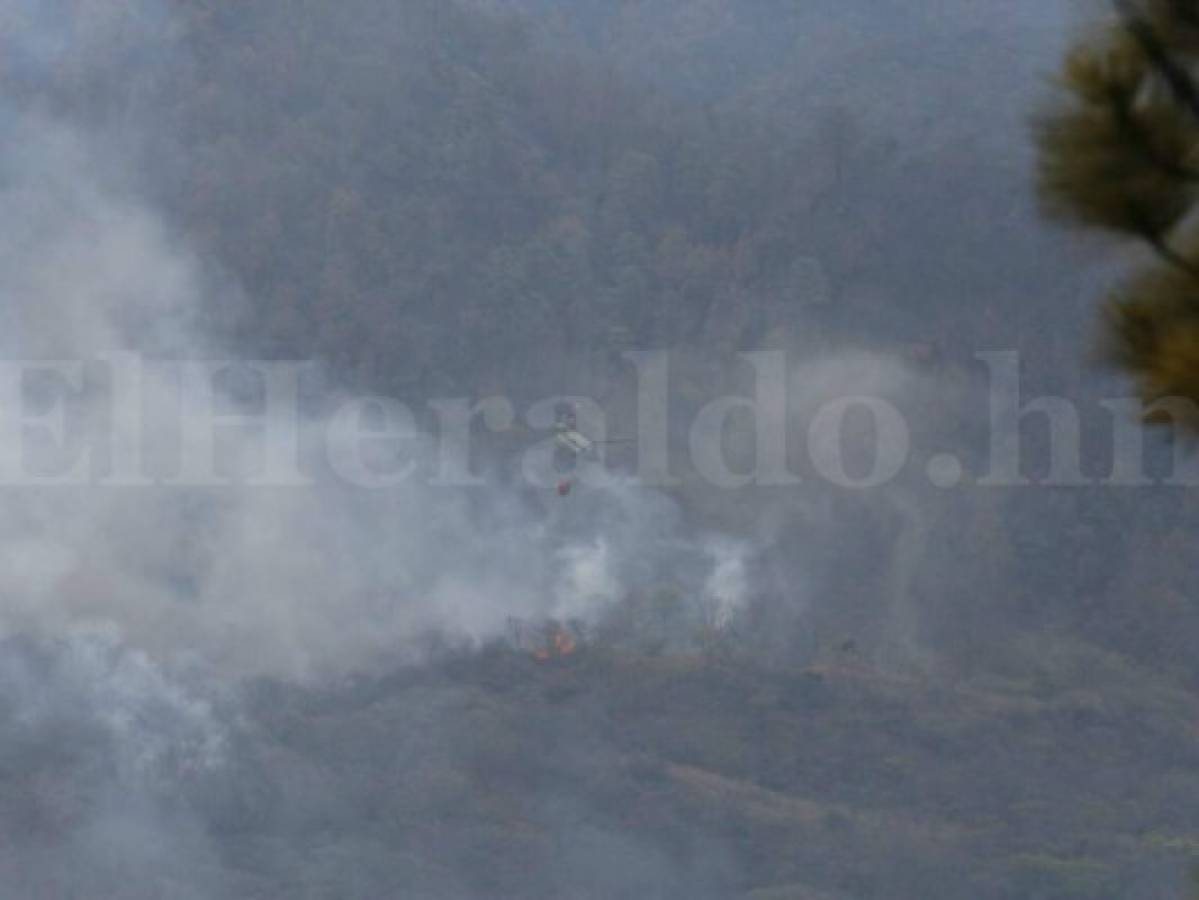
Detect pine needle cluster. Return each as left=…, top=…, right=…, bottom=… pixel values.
left=1037, top=0, right=1199, bottom=423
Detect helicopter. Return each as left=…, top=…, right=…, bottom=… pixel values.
left=549, top=407, right=633, bottom=496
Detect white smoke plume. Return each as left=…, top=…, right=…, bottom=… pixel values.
left=702, top=538, right=750, bottom=629
left=0, top=110, right=750, bottom=681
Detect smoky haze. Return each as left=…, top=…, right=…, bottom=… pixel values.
left=0, top=2, right=1195, bottom=899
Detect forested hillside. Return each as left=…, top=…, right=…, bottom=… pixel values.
left=12, top=0, right=1084, bottom=392
left=2, top=1, right=1199, bottom=898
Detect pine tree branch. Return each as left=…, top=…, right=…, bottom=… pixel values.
left=1111, top=87, right=1199, bottom=180
left=1113, top=3, right=1199, bottom=273
left=1145, top=228, right=1199, bottom=276
left=1116, top=0, right=1199, bottom=125
left=1167, top=0, right=1199, bottom=30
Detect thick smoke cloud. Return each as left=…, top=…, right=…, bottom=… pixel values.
left=0, top=629, right=229, bottom=898
left=0, top=13, right=772, bottom=893
left=0, top=3, right=770, bottom=892
left=0, top=110, right=748, bottom=680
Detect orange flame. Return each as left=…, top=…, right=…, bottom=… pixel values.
left=553, top=628, right=578, bottom=656
left=532, top=623, right=577, bottom=661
